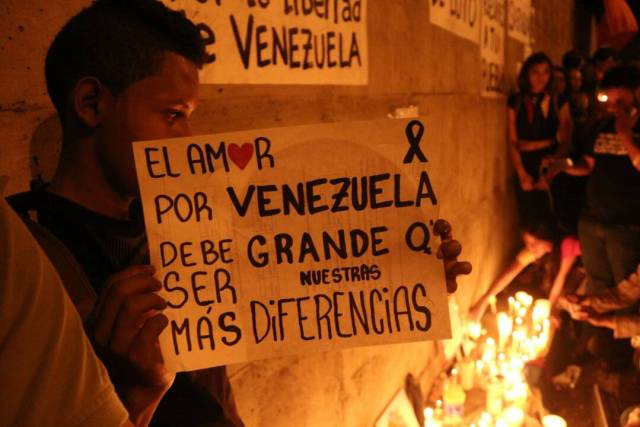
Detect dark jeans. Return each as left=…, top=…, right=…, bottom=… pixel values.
left=578, top=217, right=640, bottom=294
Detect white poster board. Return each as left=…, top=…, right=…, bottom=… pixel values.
left=133, top=118, right=452, bottom=372
left=481, top=0, right=505, bottom=98
left=429, top=0, right=481, bottom=44
left=163, top=0, right=368, bottom=85
left=507, top=0, right=532, bottom=44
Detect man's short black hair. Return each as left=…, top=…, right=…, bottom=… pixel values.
left=45, top=0, right=205, bottom=115
left=562, top=49, right=584, bottom=70
left=592, top=46, right=618, bottom=64
left=601, top=65, right=640, bottom=90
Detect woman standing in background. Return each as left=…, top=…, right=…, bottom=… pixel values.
left=507, top=52, right=572, bottom=223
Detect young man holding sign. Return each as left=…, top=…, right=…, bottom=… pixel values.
left=9, top=1, right=243, bottom=426
left=8, top=0, right=470, bottom=425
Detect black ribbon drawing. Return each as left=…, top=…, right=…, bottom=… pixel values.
left=402, top=120, right=428, bottom=164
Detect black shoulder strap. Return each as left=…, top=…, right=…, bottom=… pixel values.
left=7, top=192, right=96, bottom=320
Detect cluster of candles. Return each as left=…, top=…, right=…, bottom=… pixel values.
left=423, top=292, right=567, bottom=427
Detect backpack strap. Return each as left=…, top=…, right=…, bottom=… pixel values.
left=6, top=191, right=97, bottom=320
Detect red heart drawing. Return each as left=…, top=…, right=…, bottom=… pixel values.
left=228, top=143, right=254, bottom=170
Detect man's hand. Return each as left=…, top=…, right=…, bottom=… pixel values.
left=433, top=219, right=472, bottom=294
left=88, top=265, right=174, bottom=426
left=558, top=293, right=588, bottom=313
left=571, top=309, right=615, bottom=330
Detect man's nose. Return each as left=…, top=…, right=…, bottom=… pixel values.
left=175, top=121, right=193, bottom=138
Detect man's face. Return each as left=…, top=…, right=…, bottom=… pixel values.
left=97, top=52, right=199, bottom=196
left=603, top=87, right=636, bottom=118
left=596, top=58, right=617, bottom=83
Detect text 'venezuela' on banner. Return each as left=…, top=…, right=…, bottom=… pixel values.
left=162, top=0, right=368, bottom=85
left=133, top=118, right=451, bottom=372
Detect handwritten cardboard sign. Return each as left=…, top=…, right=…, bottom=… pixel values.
left=133, top=118, right=451, bottom=372
left=162, top=0, right=368, bottom=85
left=429, top=0, right=481, bottom=44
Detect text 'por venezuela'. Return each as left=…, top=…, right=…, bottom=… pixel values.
left=144, top=138, right=437, bottom=223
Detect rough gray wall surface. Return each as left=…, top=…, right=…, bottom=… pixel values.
left=0, top=1, right=574, bottom=426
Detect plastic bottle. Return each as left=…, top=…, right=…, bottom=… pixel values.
left=443, top=369, right=466, bottom=425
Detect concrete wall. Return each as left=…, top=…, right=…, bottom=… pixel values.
left=0, top=1, right=574, bottom=426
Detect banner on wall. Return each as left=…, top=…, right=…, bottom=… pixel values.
left=481, top=0, right=505, bottom=97
left=429, top=0, right=481, bottom=44
left=133, top=118, right=452, bottom=372
left=507, top=0, right=532, bottom=44
left=162, top=0, right=368, bottom=85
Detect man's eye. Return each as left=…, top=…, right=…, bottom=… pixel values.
left=166, top=110, right=184, bottom=122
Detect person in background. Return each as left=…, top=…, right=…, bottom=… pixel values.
left=562, top=49, right=586, bottom=71
left=540, top=65, right=590, bottom=236
left=557, top=65, right=640, bottom=296
left=553, top=66, right=568, bottom=101
left=469, top=219, right=581, bottom=321
left=566, top=67, right=590, bottom=125
left=507, top=52, right=572, bottom=222
left=560, top=263, right=640, bottom=371
left=593, top=46, right=621, bottom=85
left=0, top=188, right=148, bottom=427
left=564, top=263, right=640, bottom=340
left=576, top=47, right=621, bottom=137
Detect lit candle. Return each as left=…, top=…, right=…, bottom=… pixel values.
left=502, top=407, right=525, bottom=427
left=497, top=312, right=513, bottom=348
left=508, top=296, right=516, bottom=316
left=459, top=358, right=475, bottom=391
left=504, top=380, right=528, bottom=409
left=484, top=337, right=497, bottom=363
left=533, top=299, right=551, bottom=324
left=423, top=407, right=440, bottom=427
left=515, top=291, right=533, bottom=308
left=511, top=329, right=525, bottom=354
left=489, top=295, right=497, bottom=314
left=468, top=321, right=482, bottom=340
left=542, top=415, right=567, bottom=427
left=486, top=375, right=504, bottom=415
left=517, top=307, right=527, bottom=318
left=477, top=412, right=493, bottom=427
left=475, top=360, right=487, bottom=390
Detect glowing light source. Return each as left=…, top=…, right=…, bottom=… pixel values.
left=542, top=415, right=567, bottom=427
left=497, top=312, right=513, bottom=348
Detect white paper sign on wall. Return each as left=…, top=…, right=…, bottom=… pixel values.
left=162, top=0, right=368, bottom=85
left=507, top=0, right=532, bottom=44
left=429, top=0, right=481, bottom=44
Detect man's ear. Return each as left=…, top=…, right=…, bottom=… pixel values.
left=71, top=77, right=112, bottom=128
